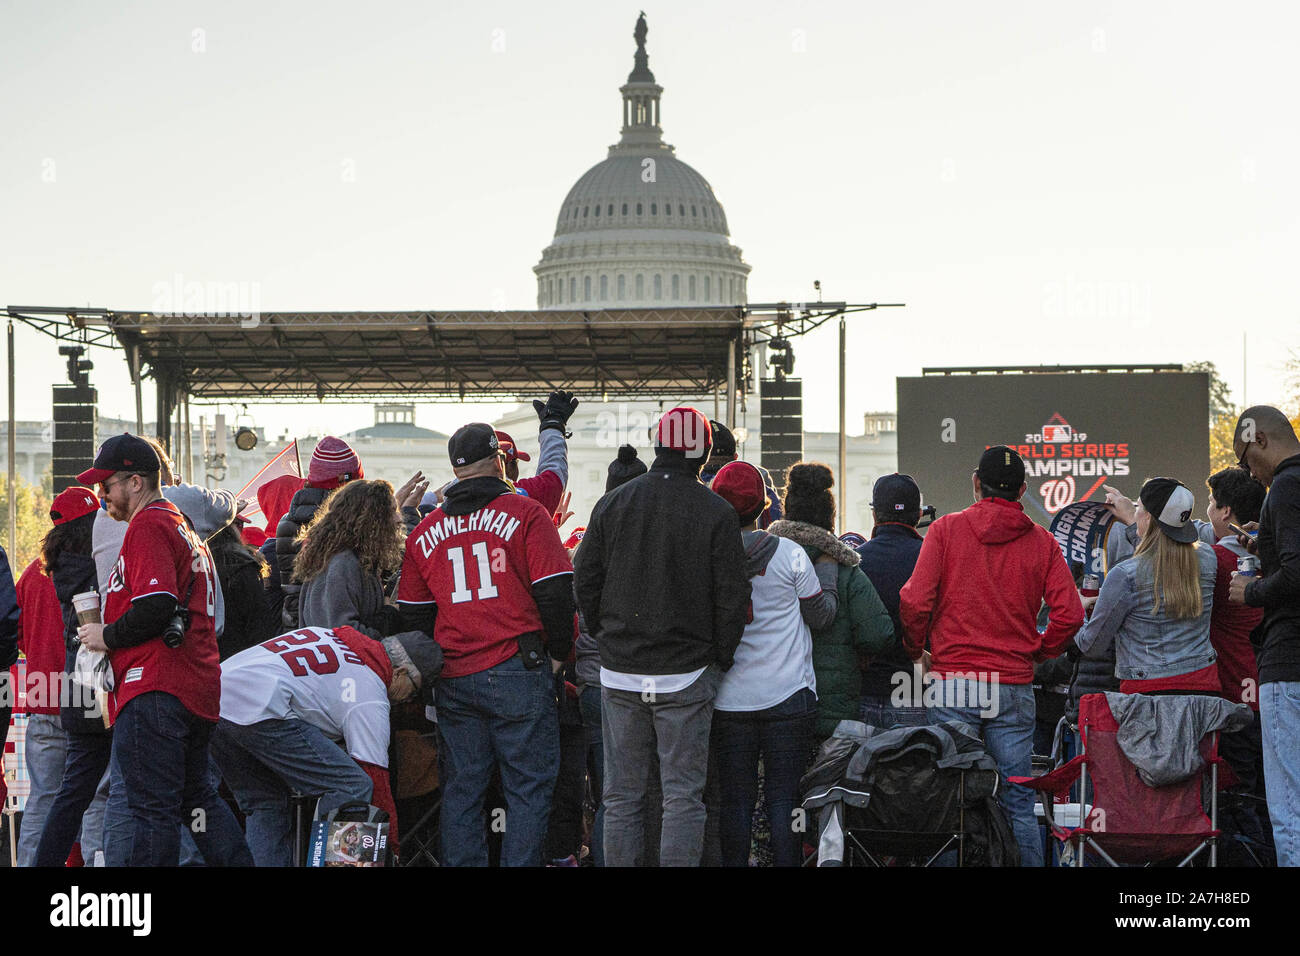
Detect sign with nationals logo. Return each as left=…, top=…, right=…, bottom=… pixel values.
left=897, top=371, right=1210, bottom=528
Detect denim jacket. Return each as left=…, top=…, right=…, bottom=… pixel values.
left=1075, top=542, right=1218, bottom=681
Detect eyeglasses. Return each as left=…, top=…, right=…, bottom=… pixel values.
left=99, top=473, right=139, bottom=495
left=1237, top=443, right=1253, bottom=473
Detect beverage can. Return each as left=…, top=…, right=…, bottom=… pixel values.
left=1237, top=555, right=1261, bottom=578
left=1080, top=574, right=1100, bottom=597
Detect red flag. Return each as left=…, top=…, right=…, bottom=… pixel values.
left=234, top=441, right=302, bottom=529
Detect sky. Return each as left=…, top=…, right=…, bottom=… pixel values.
left=2, top=0, right=1297, bottom=440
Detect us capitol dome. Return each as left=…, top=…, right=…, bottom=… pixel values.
left=534, top=14, right=751, bottom=310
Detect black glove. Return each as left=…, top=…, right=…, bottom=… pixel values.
left=533, top=389, right=579, bottom=437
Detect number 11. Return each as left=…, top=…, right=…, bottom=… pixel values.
left=447, top=542, right=500, bottom=603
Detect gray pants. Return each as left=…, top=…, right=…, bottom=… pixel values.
left=601, top=665, right=721, bottom=867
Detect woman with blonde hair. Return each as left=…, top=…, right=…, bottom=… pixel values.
left=296, top=479, right=407, bottom=640
left=1075, top=477, right=1220, bottom=694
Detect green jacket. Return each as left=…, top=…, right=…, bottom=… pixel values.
left=768, top=520, right=893, bottom=738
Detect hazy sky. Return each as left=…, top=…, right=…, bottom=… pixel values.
left=3, top=0, right=1297, bottom=440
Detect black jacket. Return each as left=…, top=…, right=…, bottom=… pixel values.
left=1246, top=453, right=1300, bottom=684
left=0, top=546, right=18, bottom=669
left=855, top=523, right=924, bottom=700
left=275, top=485, right=331, bottom=628
left=48, top=551, right=109, bottom=736
left=574, top=452, right=750, bottom=675
left=215, top=548, right=277, bottom=661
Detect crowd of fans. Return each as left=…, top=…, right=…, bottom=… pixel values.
left=1, top=397, right=1297, bottom=867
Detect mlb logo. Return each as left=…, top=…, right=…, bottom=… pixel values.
left=1043, top=413, right=1073, bottom=442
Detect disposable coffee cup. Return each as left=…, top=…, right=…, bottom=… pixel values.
left=72, top=591, right=101, bottom=626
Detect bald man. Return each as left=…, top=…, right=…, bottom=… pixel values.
left=1230, top=405, right=1300, bottom=865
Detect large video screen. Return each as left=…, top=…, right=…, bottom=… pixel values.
left=896, top=372, right=1211, bottom=527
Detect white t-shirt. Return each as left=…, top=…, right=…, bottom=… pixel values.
left=600, top=666, right=705, bottom=694
left=715, top=535, right=819, bottom=712
left=220, top=626, right=391, bottom=767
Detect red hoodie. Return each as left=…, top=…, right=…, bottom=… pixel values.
left=899, top=496, right=1083, bottom=685
left=258, top=474, right=306, bottom=538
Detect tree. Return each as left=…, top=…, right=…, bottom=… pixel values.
left=1284, top=350, right=1300, bottom=432
left=1186, top=360, right=1238, bottom=474
left=0, top=473, right=52, bottom=572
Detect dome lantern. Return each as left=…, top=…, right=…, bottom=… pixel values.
left=533, top=14, right=751, bottom=310
left=617, top=13, right=670, bottom=153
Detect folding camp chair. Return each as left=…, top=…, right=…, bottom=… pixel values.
left=1010, top=693, right=1230, bottom=867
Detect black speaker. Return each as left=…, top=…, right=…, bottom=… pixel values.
left=52, top=384, right=97, bottom=493
left=760, top=377, right=802, bottom=492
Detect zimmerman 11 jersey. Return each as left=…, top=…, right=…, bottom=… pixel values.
left=397, top=490, right=572, bottom=678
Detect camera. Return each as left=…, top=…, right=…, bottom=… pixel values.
left=162, top=607, right=188, bottom=648
left=917, top=505, right=939, bottom=529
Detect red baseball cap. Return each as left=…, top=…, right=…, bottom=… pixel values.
left=495, top=430, right=531, bottom=463
left=50, top=486, right=100, bottom=525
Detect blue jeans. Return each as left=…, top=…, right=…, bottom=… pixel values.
left=33, top=731, right=112, bottom=866
left=209, top=716, right=374, bottom=867
left=1260, top=681, right=1300, bottom=867
left=111, top=691, right=253, bottom=867
left=578, top=685, right=605, bottom=867
left=102, top=745, right=132, bottom=867
left=712, top=687, right=817, bottom=867
left=16, top=714, right=67, bottom=866
left=860, top=696, right=930, bottom=731
left=436, top=655, right=560, bottom=867
left=930, top=679, right=1042, bottom=867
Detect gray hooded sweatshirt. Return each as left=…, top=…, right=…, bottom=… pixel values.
left=92, top=484, right=236, bottom=637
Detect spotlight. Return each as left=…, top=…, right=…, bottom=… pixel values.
left=234, top=427, right=257, bottom=451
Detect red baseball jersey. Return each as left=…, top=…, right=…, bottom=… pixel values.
left=515, top=470, right=563, bottom=518
left=15, top=559, right=65, bottom=716
left=104, top=499, right=222, bottom=721
left=398, top=489, right=573, bottom=678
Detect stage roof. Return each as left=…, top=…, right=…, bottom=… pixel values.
left=11, top=307, right=743, bottom=402
left=5, top=301, right=898, bottom=403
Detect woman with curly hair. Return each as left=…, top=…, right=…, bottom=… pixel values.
left=295, top=479, right=407, bottom=640
left=767, top=462, right=893, bottom=740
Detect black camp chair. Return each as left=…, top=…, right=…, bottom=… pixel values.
left=801, top=720, right=1010, bottom=867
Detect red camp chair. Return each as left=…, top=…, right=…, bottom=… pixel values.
left=1010, top=693, right=1232, bottom=867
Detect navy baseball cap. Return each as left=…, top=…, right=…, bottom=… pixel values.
left=448, top=423, right=500, bottom=468
left=871, top=473, right=922, bottom=518
left=708, top=420, right=737, bottom=459
left=77, top=433, right=161, bottom=486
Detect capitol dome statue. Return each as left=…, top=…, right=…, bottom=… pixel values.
left=534, top=14, right=751, bottom=310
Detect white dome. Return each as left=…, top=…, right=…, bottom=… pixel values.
left=552, top=154, right=732, bottom=238
left=534, top=16, right=750, bottom=310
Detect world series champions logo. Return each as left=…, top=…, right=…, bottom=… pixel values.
left=997, top=413, right=1132, bottom=514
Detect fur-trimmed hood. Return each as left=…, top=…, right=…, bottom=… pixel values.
left=767, top=519, right=861, bottom=567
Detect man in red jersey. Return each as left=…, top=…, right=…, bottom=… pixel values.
left=76, top=434, right=251, bottom=866
left=397, top=423, right=575, bottom=866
